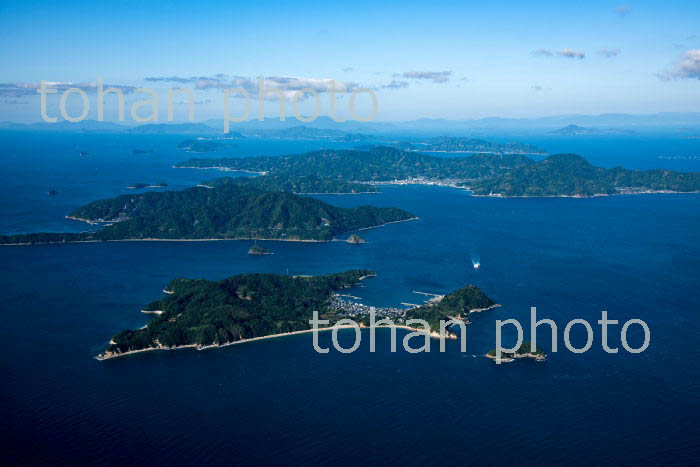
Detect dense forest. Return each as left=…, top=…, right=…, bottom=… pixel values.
left=176, top=146, right=530, bottom=181
left=0, top=184, right=414, bottom=244
left=468, top=153, right=700, bottom=196
left=405, top=285, right=496, bottom=331
left=100, top=270, right=375, bottom=357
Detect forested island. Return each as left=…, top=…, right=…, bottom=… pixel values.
left=248, top=244, right=272, bottom=255
left=0, top=183, right=415, bottom=245
left=176, top=146, right=528, bottom=182
left=97, top=270, right=497, bottom=359
left=486, top=341, right=547, bottom=362
left=98, top=270, right=377, bottom=359
left=405, top=285, right=498, bottom=332
left=177, top=146, right=700, bottom=197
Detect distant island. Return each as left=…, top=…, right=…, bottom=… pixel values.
left=397, top=137, right=547, bottom=155
left=486, top=341, right=547, bottom=362
left=177, top=139, right=227, bottom=153
left=96, top=270, right=497, bottom=359
left=127, top=182, right=167, bottom=189
left=0, top=182, right=415, bottom=245
left=347, top=234, right=366, bottom=244
left=176, top=146, right=700, bottom=197
left=248, top=244, right=272, bottom=255
left=549, top=124, right=634, bottom=136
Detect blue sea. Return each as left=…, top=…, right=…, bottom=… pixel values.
left=1, top=131, right=699, bottom=465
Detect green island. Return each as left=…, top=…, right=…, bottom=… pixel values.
left=98, top=270, right=375, bottom=359
left=248, top=244, right=272, bottom=255
left=96, top=270, right=497, bottom=359
left=0, top=183, right=415, bottom=245
left=176, top=146, right=700, bottom=197
left=176, top=146, right=527, bottom=182
left=201, top=175, right=380, bottom=194
left=486, top=341, right=547, bottom=362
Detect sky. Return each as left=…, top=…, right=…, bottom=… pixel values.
left=0, top=0, right=699, bottom=122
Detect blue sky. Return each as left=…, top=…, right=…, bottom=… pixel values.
left=0, top=0, right=698, bottom=122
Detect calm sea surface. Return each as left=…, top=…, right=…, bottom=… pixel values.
left=1, top=131, right=699, bottom=465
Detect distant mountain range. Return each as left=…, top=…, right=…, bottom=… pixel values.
left=2, top=112, right=700, bottom=135
left=548, top=124, right=635, bottom=136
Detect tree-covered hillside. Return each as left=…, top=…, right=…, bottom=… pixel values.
left=100, top=270, right=375, bottom=357
left=405, top=285, right=496, bottom=331
left=0, top=184, right=415, bottom=244
left=468, top=154, right=700, bottom=196
left=175, top=146, right=531, bottom=181
left=202, top=175, right=379, bottom=194
left=177, top=147, right=700, bottom=197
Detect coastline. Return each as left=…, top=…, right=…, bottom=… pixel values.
left=467, top=188, right=700, bottom=199
left=468, top=303, right=501, bottom=313
left=485, top=351, right=546, bottom=363
left=2, top=218, right=419, bottom=246
left=351, top=216, right=420, bottom=232
left=96, top=323, right=454, bottom=361
left=173, top=166, right=700, bottom=199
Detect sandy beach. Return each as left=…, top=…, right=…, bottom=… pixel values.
left=96, top=323, right=457, bottom=361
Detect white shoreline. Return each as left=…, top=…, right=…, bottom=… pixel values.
left=3, top=217, right=419, bottom=246
left=96, top=324, right=453, bottom=361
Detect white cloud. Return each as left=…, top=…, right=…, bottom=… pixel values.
left=600, top=48, right=621, bottom=58
left=144, top=75, right=360, bottom=100
left=0, top=81, right=136, bottom=97
left=658, top=50, right=700, bottom=80
left=400, top=71, right=452, bottom=83
left=558, top=48, right=586, bottom=59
